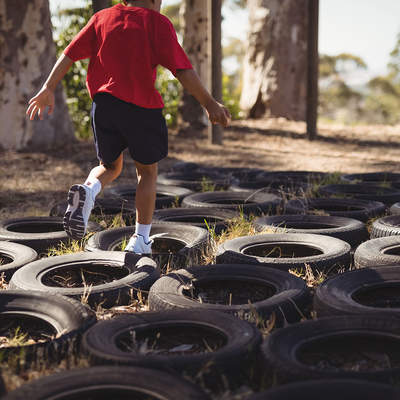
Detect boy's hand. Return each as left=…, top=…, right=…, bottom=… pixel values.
left=26, top=86, right=55, bottom=121
left=205, top=99, right=232, bottom=128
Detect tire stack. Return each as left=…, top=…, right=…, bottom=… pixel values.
left=4, top=167, right=400, bottom=399
left=247, top=171, right=400, bottom=397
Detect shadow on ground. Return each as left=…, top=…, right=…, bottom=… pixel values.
left=229, top=124, right=400, bottom=149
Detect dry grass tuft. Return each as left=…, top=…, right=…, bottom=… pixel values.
left=216, top=214, right=257, bottom=245
left=1, top=356, right=91, bottom=392
left=95, top=289, right=149, bottom=320
left=0, top=273, right=8, bottom=290
left=46, top=238, right=88, bottom=257
left=302, top=171, right=344, bottom=198
left=289, top=264, right=327, bottom=288
left=200, top=176, right=217, bottom=192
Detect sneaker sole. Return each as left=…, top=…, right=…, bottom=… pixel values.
left=64, top=185, right=87, bottom=240
left=124, top=249, right=152, bottom=255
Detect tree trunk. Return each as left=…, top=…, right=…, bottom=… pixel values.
left=178, top=0, right=209, bottom=136
left=208, top=0, right=223, bottom=144
left=92, top=0, right=111, bottom=14
left=0, top=0, right=74, bottom=151
left=240, top=0, right=308, bottom=120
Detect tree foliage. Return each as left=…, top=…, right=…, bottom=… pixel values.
left=55, top=3, right=92, bottom=139
left=318, top=53, right=365, bottom=121
left=388, top=32, right=400, bottom=80
left=162, top=3, right=181, bottom=31
left=319, top=41, right=400, bottom=125
left=319, top=53, right=367, bottom=79
left=223, top=37, right=245, bottom=119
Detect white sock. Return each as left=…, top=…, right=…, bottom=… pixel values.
left=135, top=222, right=151, bottom=243
left=84, top=177, right=102, bottom=199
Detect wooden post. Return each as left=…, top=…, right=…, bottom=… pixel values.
left=92, top=0, right=111, bottom=13
left=207, top=0, right=223, bottom=145
left=306, top=0, right=319, bottom=140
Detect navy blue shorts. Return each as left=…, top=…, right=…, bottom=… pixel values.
left=90, top=92, right=168, bottom=165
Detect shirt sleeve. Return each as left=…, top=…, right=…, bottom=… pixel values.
left=156, top=15, right=193, bottom=76
left=64, top=15, right=97, bottom=61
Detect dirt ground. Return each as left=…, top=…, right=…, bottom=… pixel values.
left=1, top=117, right=400, bottom=219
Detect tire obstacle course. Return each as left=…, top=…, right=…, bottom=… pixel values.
left=2, top=165, right=400, bottom=398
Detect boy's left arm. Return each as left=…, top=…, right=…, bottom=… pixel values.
left=26, top=53, right=74, bottom=121
left=176, top=68, right=231, bottom=127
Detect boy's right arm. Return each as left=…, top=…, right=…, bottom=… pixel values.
left=26, top=53, right=74, bottom=121
left=175, top=69, right=231, bottom=128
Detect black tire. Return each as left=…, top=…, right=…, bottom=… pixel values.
left=284, top=197, right=386, bottom=222
left=216, top=233, right=351, bottom=273
left=152, top=207, right=240, bottom=234
left=247, top=379, right=400, bottom=400
left=354, top=236, right=400, bottom=268
left=0, top=242, right=38, bottom=279
left=318, top=184, right=400, bottom=205
left=230, top=179, right=309, bottom=195
left=102, top=183, right=193, bottom=209
left=0, top=290, right=95, bottom=367
left=262, top=315, right=400, bottom=384
left=157, top=171, right=231, bottom=191
left=9, top=251, right=158, bottom=308
left=2, top=365, right=209, bottom=400
left=253, top=214, right=368, bottom=248
left=261, top=170, right=327, bottom=184
left=170, top=160, right=200, bottom=172
left=371, top=215, right=400, bottom=238
left=85, top=223, right=210, bottom=270
left=0, top=376, right=5, bottom=397
left=50, top=197, right=136, bottom=224
left=314, top=266, right=400, bottom=318
left=81, top=310, right=261, bottom=380
left=341, top=172, right=400, bottom=185
left=0, top=217, right=102, bottom=255
left=182, top=191, right=281, bottom=216
left=214, top=167, right=266, bottom=181
left=389, top=202, right=400, bottom=215
left=148, top=264, right=310, bottom=326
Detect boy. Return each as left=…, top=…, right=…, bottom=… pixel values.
left=26, top=0, right=231, bottom=254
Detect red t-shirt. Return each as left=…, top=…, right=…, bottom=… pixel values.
left=64, top=4, right=192, bottom=108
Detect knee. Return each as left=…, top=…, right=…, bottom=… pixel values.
left=136, top=163, right=158, bottom=182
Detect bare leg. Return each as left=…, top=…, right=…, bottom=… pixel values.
left=85, top=153, right=124, bottom=188
left=135, top=160, right=158, bottom=224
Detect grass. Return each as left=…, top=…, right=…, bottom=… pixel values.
left=1, top=356, right=91, bottom=392
left=0, top=273, right=7, bottom=290
left=366, top=215, right=381, bottom=235
left=95, top=288, right=148, bottom=321
left=201, top=176, right=217, bottom=192
left=47, top=239, right=87, bottom=257
left=201, top=212, right=257, bottom=265
left=216, top=213, right=257, bottom=245
left=0, top=328, right=35, bottom=348
left=305, top=171, right=344, bottom=198
left=379, top=181, right=392, bottom=188
left=289, top=264, right=327, bottom=288
left=90, top=212, right=128, bottom=229
left=169, top=195, right=181, bottom=208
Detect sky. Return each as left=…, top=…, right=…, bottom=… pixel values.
left=50, top=0, right=400, bottom=85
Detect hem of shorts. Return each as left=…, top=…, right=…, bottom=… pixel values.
left=97, top=154, right=123, bottom=166
left=132, top=152, right=168, bottom=165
